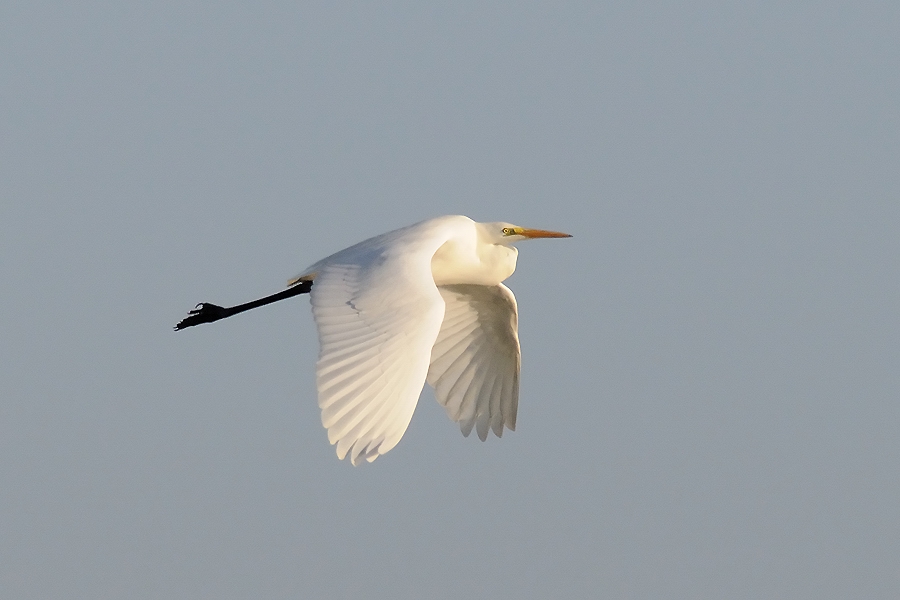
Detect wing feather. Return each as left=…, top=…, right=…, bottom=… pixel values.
left=305, top=224, right=457, bottom=464
left=427, top=284, right=521, bottom=440
left=326, top=360, right=409, bottom=442
left=445, top=353, right=483, bottom=423
left=428, top=336, right=476, bottom=380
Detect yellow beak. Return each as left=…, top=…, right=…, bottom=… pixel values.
left=519, top=228, right=573, bottom=239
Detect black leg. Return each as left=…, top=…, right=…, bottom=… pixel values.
left=175, top=280, right=313, bottom=330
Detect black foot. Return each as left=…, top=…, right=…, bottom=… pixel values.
left=174, top=303, right=230, bottom=330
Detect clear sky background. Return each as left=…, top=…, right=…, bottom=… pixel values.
left=2, top=2, right=898, bottom=598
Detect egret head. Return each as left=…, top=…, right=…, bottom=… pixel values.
left=480, top=222, right=573, bottom=245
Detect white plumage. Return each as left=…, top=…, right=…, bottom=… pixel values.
left=290, top=215, right=570, bottom=464
left=428, top=283, right=520, bottom=442
left=177, top=215, right=570, bottom=465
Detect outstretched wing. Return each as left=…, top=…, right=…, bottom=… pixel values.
left=308, top=233, right=447, bottom=465
left=426, top=283, right=520, bottom=441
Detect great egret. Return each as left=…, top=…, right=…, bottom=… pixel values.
left=176, top=215, right=571, bottom=464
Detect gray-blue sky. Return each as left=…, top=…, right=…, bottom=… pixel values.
left=2, top=2, right=898, bottom=598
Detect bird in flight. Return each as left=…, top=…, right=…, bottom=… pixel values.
left=176, top=215, right=571, bottom=464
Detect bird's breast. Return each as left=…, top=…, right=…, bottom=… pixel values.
left=430, top=239, right=517, bottom=287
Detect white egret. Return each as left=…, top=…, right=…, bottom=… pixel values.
left=176, top=215, right=571, bottom=464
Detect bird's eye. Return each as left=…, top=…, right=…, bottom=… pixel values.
left=502, top=227, right=514, bottom=235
